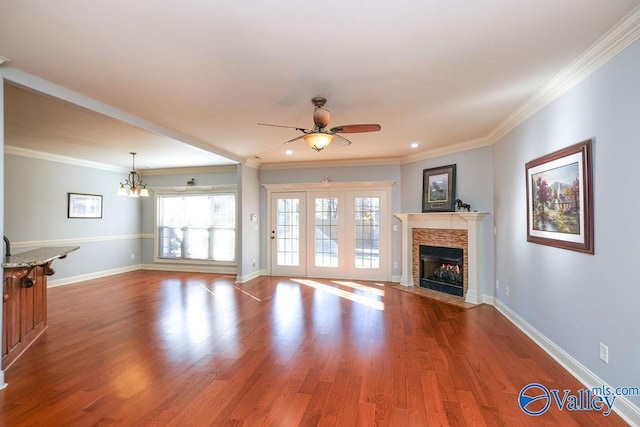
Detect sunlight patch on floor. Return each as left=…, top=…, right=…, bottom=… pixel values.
left=291, top=278, right=384, bottom=311
left=330, top=280, right=385, bottom=297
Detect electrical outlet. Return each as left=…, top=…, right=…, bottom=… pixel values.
left=600, top=343, right=609, bottom=363
left=495, top=280, right=500, bottom=290
left=505, top=285, right=510, bottom=296
left=393, top=262, right=398, bottom=269
left=393, top=224, right=398, bottom=232
left=130, top=254, right=135, bottom=260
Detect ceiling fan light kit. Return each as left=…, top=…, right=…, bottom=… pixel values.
left=258, top=97, right=380, bottom=152
left=304, top=133, right=334, bottom=152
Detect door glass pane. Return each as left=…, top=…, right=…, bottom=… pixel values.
left=315, top=198, right=339, bottom=267
left=354, top=197, right=380, bottom=269
left=277, top=198, right=300, bottom=266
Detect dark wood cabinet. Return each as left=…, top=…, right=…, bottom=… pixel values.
left=2, top=264, right=50, bottom=370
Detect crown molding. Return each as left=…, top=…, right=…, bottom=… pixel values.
left=141, top=164, right=237, bottom=175
left=4, top=145, right=128, bottom=172
left=487, top=4, right=640, bottom=144
left=244, top=157, right=262, bottom=169
left=263, top=180, right=395, bottom=192
left=259, top=157, right=401, bottom=171
left=399, top=137, right=492, bottom=165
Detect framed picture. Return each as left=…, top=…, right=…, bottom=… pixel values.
left=525, top=139, right=593, bottom=254
left=422, top=164, right=456, bottom=212
left=68, top=193, right=103, bottom=219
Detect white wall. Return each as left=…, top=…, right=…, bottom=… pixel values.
left=493, top=38, right=640, bottom=409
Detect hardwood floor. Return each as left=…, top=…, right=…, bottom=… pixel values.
left=0, top=271, right=628, bottom=426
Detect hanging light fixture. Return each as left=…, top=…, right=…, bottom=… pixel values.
left=118, top=152, right=149, bottom=197
left=303, top=133, right=334, bottom=152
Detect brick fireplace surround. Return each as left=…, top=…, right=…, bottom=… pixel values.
left=395, top=212, right=489, bottom=304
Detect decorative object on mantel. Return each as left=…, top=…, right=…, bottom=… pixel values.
left=455, top=199, right=471, bottom=212
left=117, top=152, right=149, bottom=197
left=525, top=139, right=593, bottom=254
left=187, top=178, right=196, bottom=186
left=68, top=193, right=103, bottom=218
left=422, top=164, right=456, bottom=212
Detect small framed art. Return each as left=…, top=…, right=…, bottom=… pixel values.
left=68, top=193, right=103, bottom=219
left=422, top=164, right=456, bottom=212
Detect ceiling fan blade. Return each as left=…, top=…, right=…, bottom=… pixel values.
left=284, top=135, right=305, bottom=144
left=258, top=123, right=307, bottom=132
left=333, top=134, right=352, bottom=147
left=330, top=124, right=381, bottom=134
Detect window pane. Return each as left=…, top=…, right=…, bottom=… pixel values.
left=157, top=193, right=236, bottom=261
left=185, top=196, right=212, bottom=227
left=159, top=227, right=183, bottom=258
left=354, top=197, right=379, bottom=269
left=315, top=197, right=338, bottom=267
left=213, top=229, right=235, bottom=261
left=186, top=228, right=210, bottom=259
left=276, top=198, right=299, bottom=266
left=159, top=197, right=184, bottom=227
left=212, top=195, right=236, bottom=228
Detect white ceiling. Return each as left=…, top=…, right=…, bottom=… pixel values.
left=1, top=1, right=639, bottom=170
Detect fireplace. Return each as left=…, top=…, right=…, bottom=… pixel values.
left=395, top=212, right=488, bottom=304
left=419, top=245, right=464, bottom=296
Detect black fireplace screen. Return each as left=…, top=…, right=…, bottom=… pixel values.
left=419, top=245, right=463, bottom=296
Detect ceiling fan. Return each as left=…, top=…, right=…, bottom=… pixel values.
left=258, top=97, right=381, bottom=152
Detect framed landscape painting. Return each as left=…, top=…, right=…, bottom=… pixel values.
left=525, top=139, right=593, bottom=254
left=422, top=164, right=456, bottom=212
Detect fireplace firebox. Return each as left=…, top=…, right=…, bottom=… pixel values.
left=419, top=245, right=464, bottom=296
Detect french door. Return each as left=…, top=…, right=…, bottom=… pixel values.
left=270, top=188, right=389, bottom=281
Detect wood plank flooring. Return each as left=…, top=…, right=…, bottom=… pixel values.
left=0, top=271, right=628, bottom=426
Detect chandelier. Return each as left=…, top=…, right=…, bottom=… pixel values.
left=117, top=152, right=149, bottom=197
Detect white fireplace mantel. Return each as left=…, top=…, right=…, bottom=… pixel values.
left=395, top=212, right=489, bottom=304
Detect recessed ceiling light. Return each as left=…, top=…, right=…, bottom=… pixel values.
left=410, top=142, right=419, bottom=148
left=285, top=150, right=293, bottom=155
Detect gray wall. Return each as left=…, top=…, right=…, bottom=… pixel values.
left=237, top=163, right=261, bottom=281
left=493, top=39, right=640, bottom=405
left=4, top=153, right=141, bottom=281
left=400, top=146, right=495, bottom=297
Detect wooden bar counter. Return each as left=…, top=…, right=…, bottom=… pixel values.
left=2, top=246, right=79, bottom=370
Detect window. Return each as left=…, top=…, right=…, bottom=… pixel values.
left=157, top=193, right=236, bottom=262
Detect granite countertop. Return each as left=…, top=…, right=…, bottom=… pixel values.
left=2, top=246, right=80, bottom=269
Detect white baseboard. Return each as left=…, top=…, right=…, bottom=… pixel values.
left=492, top=297, right=640, bottom=426
left=139, top=263, right=237, bottom=275
left=236, top=269, right=266, bottom=283
left=47, top=265, right=140, bottom=288
left=0, top=370, right=6, bottom=390
left=46, top=263, right=240, bottom=288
